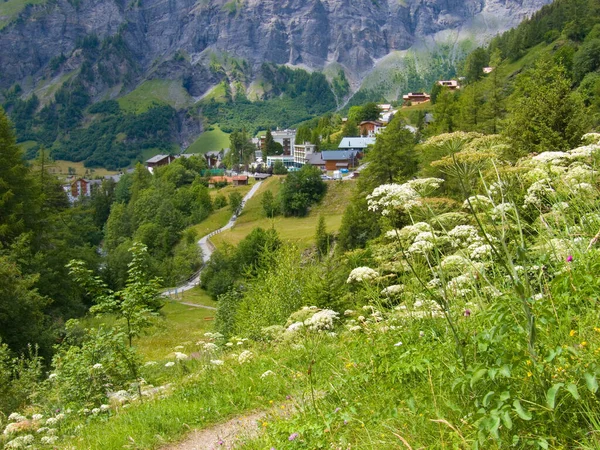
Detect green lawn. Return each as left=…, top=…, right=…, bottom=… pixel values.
left=211, top=177, right=355, bottom=250
left=30, top=159, right=119, bottom=180
left=118, top=79, right=192, bottom=114
left=185, top=124, right=230, bottom=154
left=198, top=82, right=228, bottom=103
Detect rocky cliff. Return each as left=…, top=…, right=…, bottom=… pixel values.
left=0, top=0, right=551, bottom=96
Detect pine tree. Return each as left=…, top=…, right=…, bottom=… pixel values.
left=0, top=108, right=35, bottom=246
left=315, top=215, right=329, bottom=258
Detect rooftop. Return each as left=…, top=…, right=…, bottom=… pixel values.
left=321, top=150, right=359, bottom=161
left=146, top=154, right=171, bottom=164
left=338, top=137, right=376, bottom=149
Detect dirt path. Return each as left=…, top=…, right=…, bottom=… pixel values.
left=164, top=410, right=268, bottom=450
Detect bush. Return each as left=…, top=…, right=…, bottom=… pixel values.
left=279, top=165, right=327, bottom=217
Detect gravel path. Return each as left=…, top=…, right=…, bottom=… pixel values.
left=166, top=181, right=263, bottom=295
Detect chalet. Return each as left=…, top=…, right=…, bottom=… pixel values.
left=306, top=152, right=326, bottom=170
left=437, top=80, right=460, bottom=90
left=338, top=137, right=376, bottom=153
left=359, top=121, right=385, bottom=137
left=232, top=175, right=249, bottom=186
left=321, top=150, right=360, bottom=171
left=146, top=154, right=178, bottom=170
left=378, top=104, right=393, bottom=112
left=402, top=92, right=431, bottom=105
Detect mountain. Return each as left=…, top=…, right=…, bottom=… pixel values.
left=0, top=0, right=551, bottom=96
left=0, top=0, right=552, bottom=167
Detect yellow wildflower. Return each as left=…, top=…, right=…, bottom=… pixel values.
left=527, top=372, right=533, bottom=377
left=570, top=330, right=576, bottom=337
left=581, top=341, right=587, bottom=347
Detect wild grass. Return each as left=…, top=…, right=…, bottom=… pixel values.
left=185, top=125, right=230, bottom=154
left=211, top=177, right=354, bottom=249
left=0, top=0, right=45, bottom=29
left=118, top=80, right=192, bottom=114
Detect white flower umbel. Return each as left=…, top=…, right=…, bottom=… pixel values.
left=462, top=195, right=493, bottom=212
left=174, top=352, right=188, bottom=360
left=440, top=255, right=470, bottom=272
left=210, top=360, right=224, bottom=366
left=367, top=183, right=421, bottom=216
left=347, top=267, right=379, bottom=283
left=448, top=225, right=480, bottom=248
left=380, top=285, right=404, bottom=296
left=524, top=179, right=555, bottom=208
left=260, top=370, right=275, bottom=379
left=203, top=342, right=218, bottom=352
left=305, top=309, right=339, bottom=332
left=406, top=178, right=444, bottom=196
left=164, top=362, right=175, bottom=368
left=238, top=350, right=253, bottom=364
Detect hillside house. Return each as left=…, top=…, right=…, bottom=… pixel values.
left=146, top=154, right=178, bottom=170
left=359, top=121, right=385, bottom=137
left=438, top=80, right=460, bottom=90
left=338, top=137, right=376, bottom=153
left=402, top=92, right=431, bottom=105
left=321, top=150, right=360, bottom=171
left=232, top=175, right=249, bottom=186
left=306, top=152, right=326, bottom=170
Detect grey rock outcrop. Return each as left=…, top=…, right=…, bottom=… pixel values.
left=0, top=0, right=552, bottom=94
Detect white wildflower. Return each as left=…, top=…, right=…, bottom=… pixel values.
left=100, top=404, right=110, bottom=411
left=394, top=342, right=403, bottom=347
left=260, top=370, right=275, bottom=379
left=367, top=183, right=422, bottom=216
left=36, top=427, right=48, bottom=434
left=348, top=325, right=362, bottom=332
left=469, top=243, right=493, bottom=260
left=45, top=417, right=58, bottom=426
left=440, top=255, right=470, bottom=271
left=347, top=267, right=379, bottom=283
left=381, top=285, right=404, bottom=296
left=524, top=179, right=555, bottom=208
left=406, top=177, right=444, bottom=195
left=343, top=309, right=355, bottom=316
left=32, top=414, right=43, bottom=421
left=174, top=352, right=188, bottom=360
left=238, top=350, right=253, bottom=364
left=531, top=151, right=569, bottom=165
left=48, top=373, right=57, bottom=380
left=8, top=413, right=27, bottom=423
left=448, top=225, right=480, bottom=247
left=203, top=343, right=218, bottom=352
left=463, top=195, right=493, bottom=211
left=91, top=408, right=101, bottom=415
left=165, top=362, right=175, bottom=368
left=407, top=239, right=434, bottom=255
left=286, top=321, right=304, bottom=333
left=40, top=436, right=58, bottom=445
left=305, top=310, right=339, bottom=332
left=210, top=360, right=224, bottom=366
left=144, top=361, right=157, bottom=366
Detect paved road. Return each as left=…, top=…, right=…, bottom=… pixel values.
left=164, top=181, right=263, bottom=297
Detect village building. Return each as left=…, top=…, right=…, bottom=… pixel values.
left=260, top=129, right=296, bottom=156
left=293, top=142, right=318, bottom=166
left=306, top=152, right=326, bottom=170
left=145, top=154, right=178, bottom=171
left=232, top=175, right=249, bottom=186
left=437, top=80, right=460, bottom=90
left=266, top=154, right=296, bottom=169
left=338, top=137, right=376, bottom=153
left=204, top=150, right=224, bottom=169
left=402, top=92, right=431, bottom=105
left=378, top=104, right=393, bottom=112
left=69, top=178, right=102, bottom=200
left=321, top=150, right=360, bottom=171
left=359, top=120, right=385, bottom=137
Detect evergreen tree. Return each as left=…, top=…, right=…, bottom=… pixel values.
left=341, top=120, right=359, bottom=137
left=480, top=50, right=506, bottom=134
left=363, top=115, right=418, bottom=186
left=261, top=190, right=278, bottom=218
left=504, top=58, right=590, bottom=157
left=433, top=88, right=458, bottom=134
left=463, top=47, right=489, bottom=84
left=264, top=129, right=276, bottom=156
left=315, top=215, right=330, bottom=258
left=0, top=108, right=36, bottom=246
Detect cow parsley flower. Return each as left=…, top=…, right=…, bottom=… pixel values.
left=203, top=343, right=218, bottom=352
left=367, top=183, right=421, bottom=216
left=40, top=436, right=58, bottom=445
left=165, top=362, right=175, bottom=368
left=8, top=413, right=27, bottom=423
left=238, top=350, right=253, bottom=364
left=92, top=363, right=103, bottom=370
left=347, top=267, right=379, bottom=283
left=305, top=310, right=339, bottom=332
left=174, top=352, right=188, bottom=360
left=210, top=360, right=224, bottom=366
left=381, top=285, right=404, bottom=296
left=260, top=370, right=275, bottom=379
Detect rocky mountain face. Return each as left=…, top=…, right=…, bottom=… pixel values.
left=0, top=0, right=551, bottom=97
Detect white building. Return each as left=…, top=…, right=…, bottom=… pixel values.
left=293, top=143, right=318, bottom=166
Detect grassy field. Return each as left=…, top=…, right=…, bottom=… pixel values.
left=118, top=79, right=192, bottom=114
left=198, top=82, right=228, bottom=103
left=185, top=125, right=230, bottom=154
left=0, top=0, right=45, bottom=29
left=35, top=159, right=119, bottom=180
left=211, top=177, right=355, bottom=250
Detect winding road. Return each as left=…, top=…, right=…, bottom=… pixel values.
left=164, top=180, right=263, bottom=300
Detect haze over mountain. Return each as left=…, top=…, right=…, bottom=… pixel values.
left=0, top=0, right=551, bottom=100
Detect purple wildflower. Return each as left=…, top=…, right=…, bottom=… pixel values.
left=288, top=433, right=299, bottom=441
left=218, top=439, right=224, bottom=445
left=334, top=408, right=340, bottom=413
left=567, top=255, right=573, bottom=262
left=463, top=309, right=471, bottom=317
